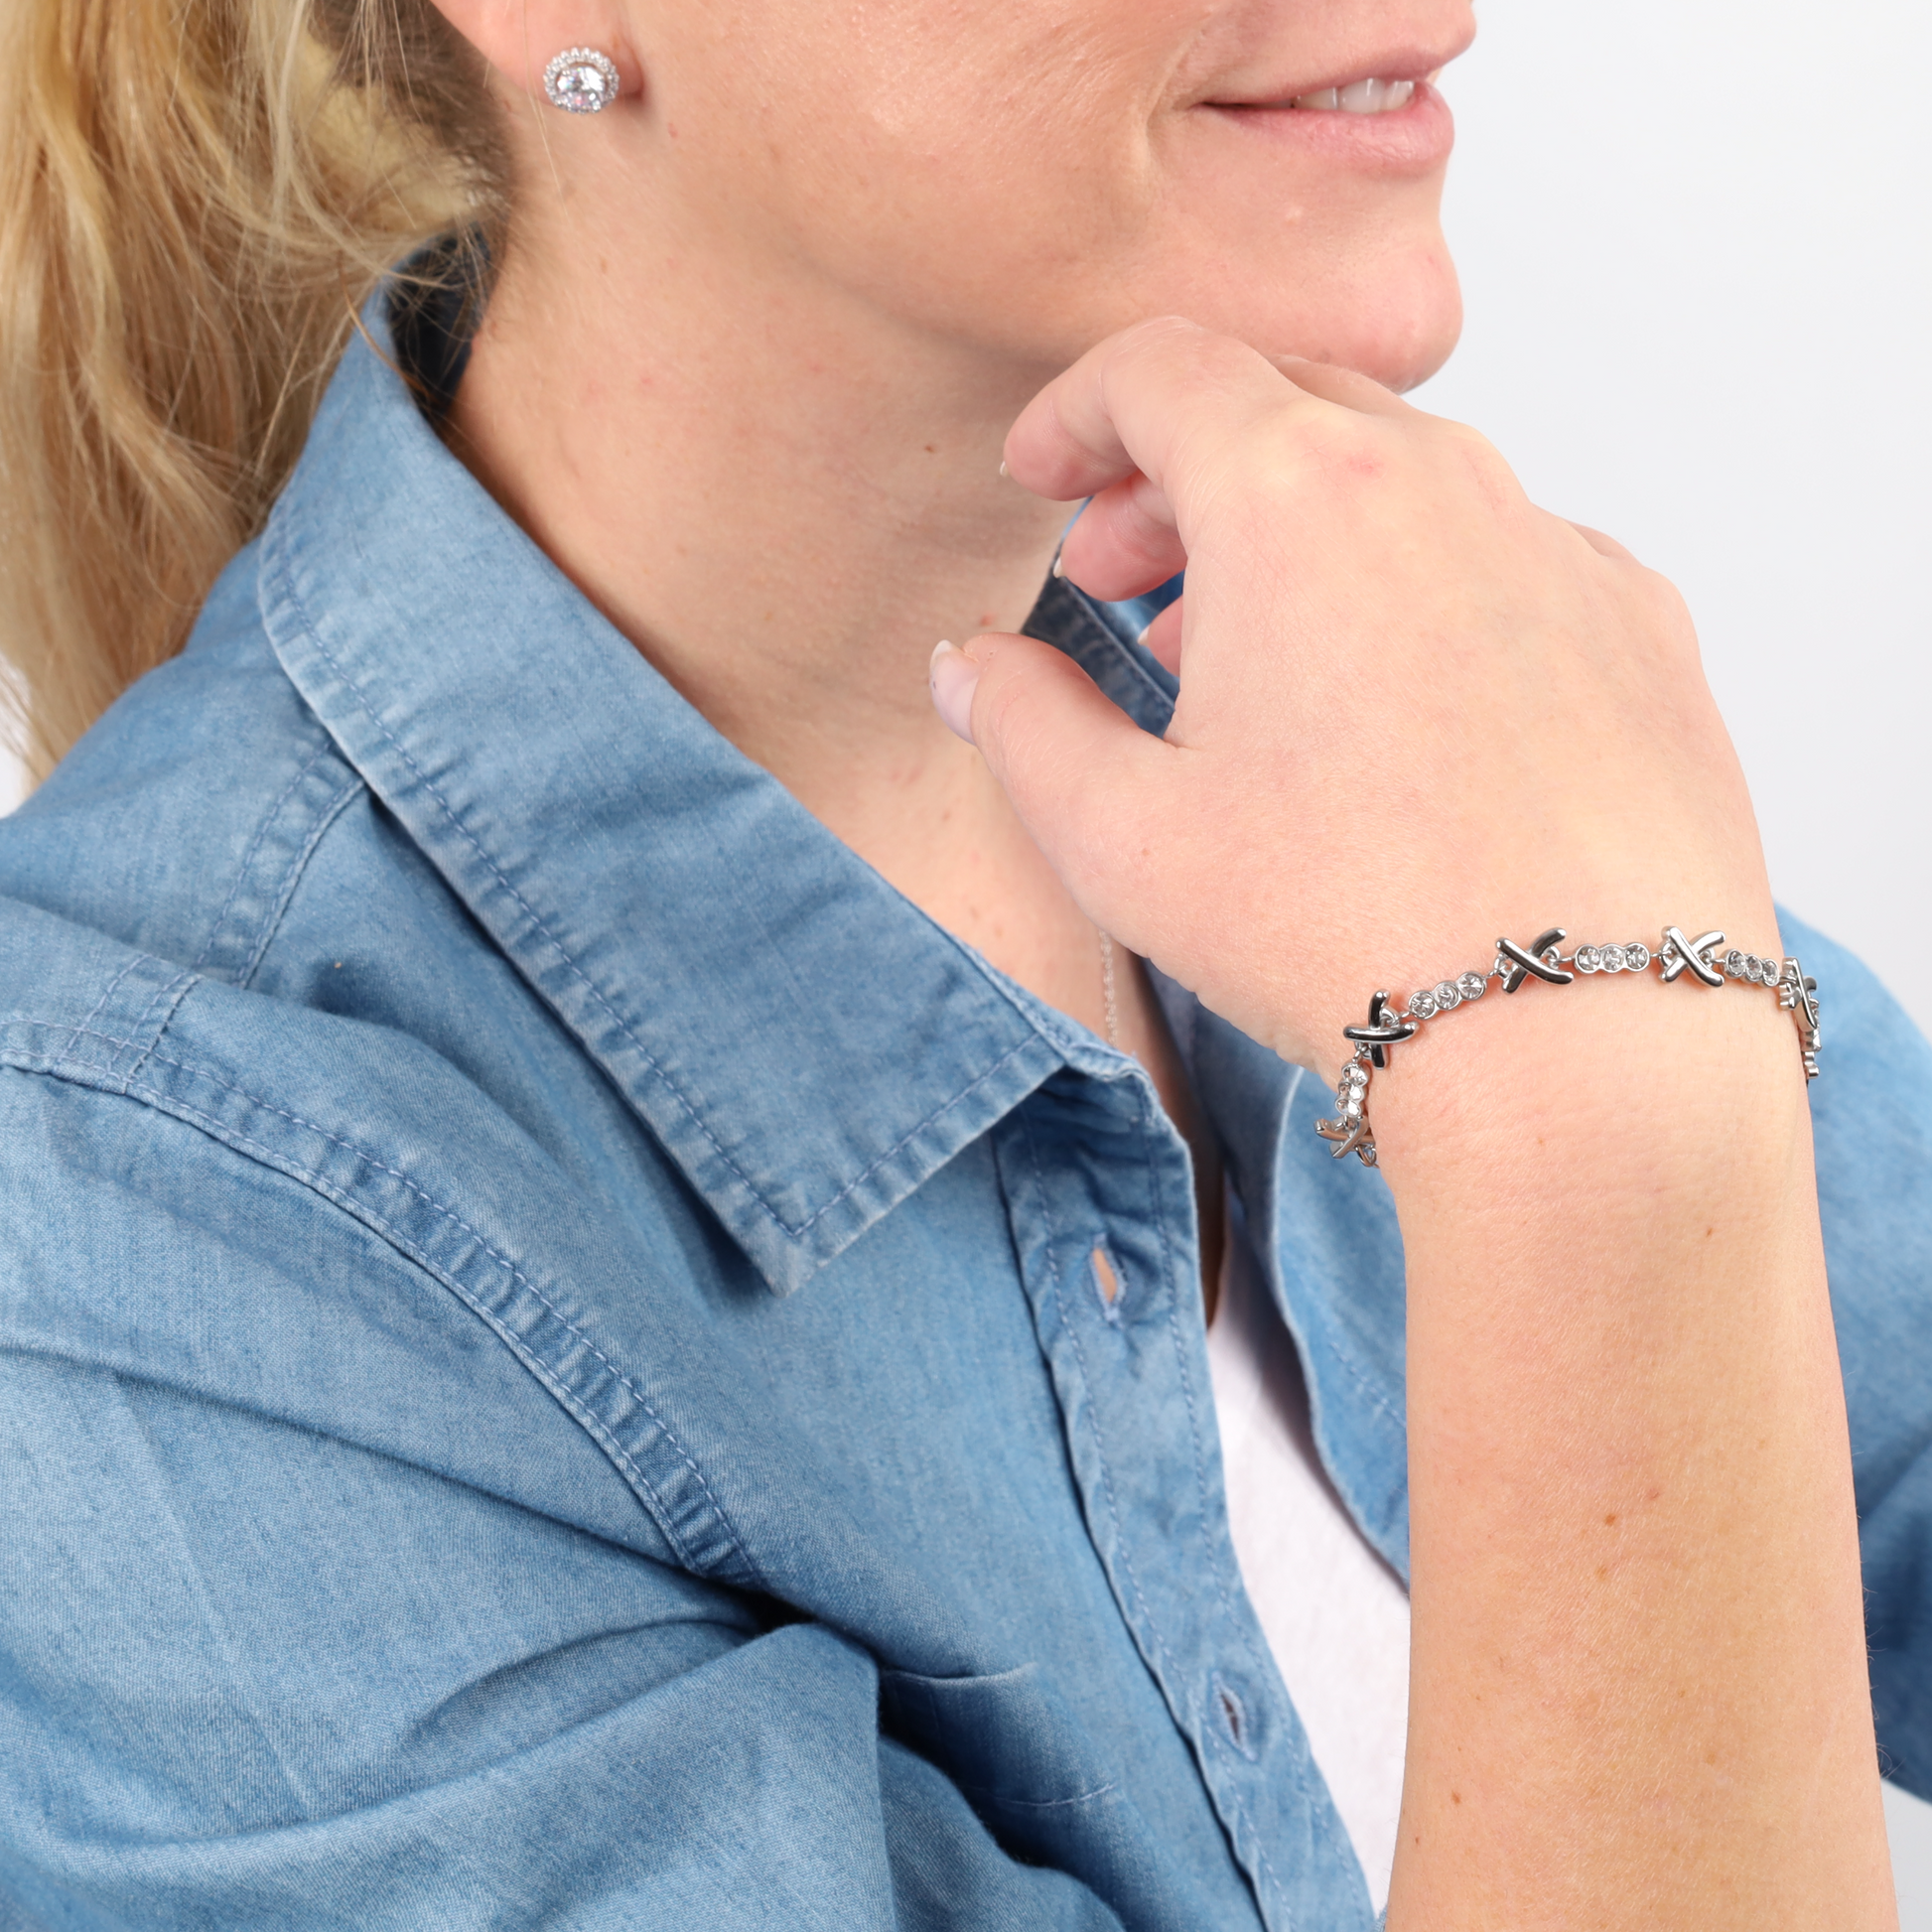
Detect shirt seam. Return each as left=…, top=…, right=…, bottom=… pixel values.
left=1136, top=1072, right=1237, bottom=1626
left=237, top=774, right=367, bottom=991
left=1017, top=1107, right=1293, bottom=1926
left=57, top=954, right=140, bottom=1068
left=9, top=1025, right=761, bottom=1590
left=1045, top=582, right=1178, bottom=724
left=268, top=551, right=1042, bottom=1247
left=119, top=972, right=200, bottom=1084
left=190, top=742, right=334, bottom=976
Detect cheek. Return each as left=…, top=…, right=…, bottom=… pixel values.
left=647, top=1, right=1462, bottom=384
left=659, top=0, right=1190, bottom=339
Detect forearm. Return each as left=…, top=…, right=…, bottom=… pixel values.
left=961, top=320, right=1896, bottom=1923
left=1381, top=985, right=1892, bottom=1928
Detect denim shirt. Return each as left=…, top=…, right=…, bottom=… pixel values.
left=1, top=296, right=1928, bottom=1932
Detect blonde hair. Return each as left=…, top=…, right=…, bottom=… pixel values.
left=0, top=0, right=504, bottom=784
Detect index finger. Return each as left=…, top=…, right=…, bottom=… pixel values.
left=1002, top=318, right=1326, bottom=525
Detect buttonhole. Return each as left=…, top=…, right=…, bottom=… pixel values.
left=1090, top=1244, right=1123, bottom=1321
left=1211, top=1672, right=1258, bottom=1761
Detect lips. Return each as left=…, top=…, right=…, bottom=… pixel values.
left=1202, top=25, right=1474, bottom=117
left=1180, top=21, right=1471, bottom=175
left=1195, top=77, right=1455, bottom=174
left=1284, top=74, right=1431, bottom=115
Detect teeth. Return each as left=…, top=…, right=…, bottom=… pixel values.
left=1291, top=76, right=1417, bottom=113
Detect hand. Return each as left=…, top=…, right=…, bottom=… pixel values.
left=934, top=320, right=1894, bottom=1931
left=930, top=317, right=1775, bottom=1080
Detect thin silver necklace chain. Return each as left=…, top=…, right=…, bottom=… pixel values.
left=1097, top=927, right=1121, bottom=1049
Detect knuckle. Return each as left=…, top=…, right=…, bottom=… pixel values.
left=1104, top=471, right=1176, bottom=550
left=1634, top=564, right=1692, bottom=627
left=1311, top=414, right=1396, bottom=484
left=1613, top=566, right=1699, bottom=667
left=1113, top=318, right=1272, bottom=401
left=1114, top=314, right=1207, bottom=357
left=1224, top=408, right=1391, bottom=512
left=1435, top=420, right=1520, bottom=502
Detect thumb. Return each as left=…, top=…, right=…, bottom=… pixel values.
left=928, top=633, right=1175, bottom=935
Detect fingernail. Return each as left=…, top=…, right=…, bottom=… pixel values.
left=1050, top=553, right=1064, bottom=580
left=928, top=640, right=979, bottom=743
left=1134, top=621, right=1152, bottom=650
left=998, top=460, right=1009, bottom=479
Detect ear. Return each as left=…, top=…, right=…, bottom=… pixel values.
left=423, top=0, right=644, bottom=101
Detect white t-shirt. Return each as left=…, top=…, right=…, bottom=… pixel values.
left=1204, top=1194, right=1412, bottom=1913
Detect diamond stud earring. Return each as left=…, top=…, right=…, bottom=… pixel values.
left=542, top=48, right=622, bottom=114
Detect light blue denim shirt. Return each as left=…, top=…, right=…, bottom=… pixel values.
left=2, top=291, right=1928, bottom=1931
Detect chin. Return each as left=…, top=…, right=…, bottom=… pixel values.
left=1341, top=266, right=1463, bottom=393
left=1125, top=228, right=1463, bottom=395
left=1247, top=246, right=1462, bottom=393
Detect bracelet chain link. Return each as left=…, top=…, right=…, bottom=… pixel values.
left=1315, top=926, right=1822, bottom=1168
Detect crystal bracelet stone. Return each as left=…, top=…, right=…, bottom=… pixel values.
left=1314, top=924, right=1821, bottom=1168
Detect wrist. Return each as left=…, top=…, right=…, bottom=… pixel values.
left=1303, top=917, right=1817, bottom=1181
left=1368, top=976, right=1817, bottom=1229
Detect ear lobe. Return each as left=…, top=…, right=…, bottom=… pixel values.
left=423, top=0, right=642, bottom=102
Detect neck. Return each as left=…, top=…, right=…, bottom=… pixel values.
left=451, top=159, right=1142, bottom=1034
left=450, top=176, right=1066, bottom=853
left=449, top=153, right=1223, bottom=1310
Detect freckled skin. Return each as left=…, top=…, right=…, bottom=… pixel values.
left=432, top=3, right=1897, bottom=1916
left=445, top=4, right=1474, bottom=1222
left=611, top=0, right=1470, bottom=389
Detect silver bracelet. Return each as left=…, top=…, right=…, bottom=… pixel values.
left=1316, top=926, right=1822, bottom=1168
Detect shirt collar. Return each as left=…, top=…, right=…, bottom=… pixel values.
left=258, top=295, right=1179, bottom=1294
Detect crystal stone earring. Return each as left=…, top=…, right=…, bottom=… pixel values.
left=542, top=47, right=622, bottom=113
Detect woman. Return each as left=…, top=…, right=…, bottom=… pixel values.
left=0, top=1, right=1922, bottom=1926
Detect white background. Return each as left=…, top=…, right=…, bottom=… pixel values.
left=1412, top=0, right=1930, bottom=1036
left=3, top=0, right=1929, bottom=1909
left=1407, top=0, right=1932, bottom=1914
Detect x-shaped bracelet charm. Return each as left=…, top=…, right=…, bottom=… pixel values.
left=1659, top=926, right=1726, bottom=987
left=1318, top=918, right=1825, bottom=1172
left=1313, top=1111, right=1375, bottom=1163
left=1341, top=990, right=1417, bottom=1069
left=1497, top=927, right=1574, bottom=994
